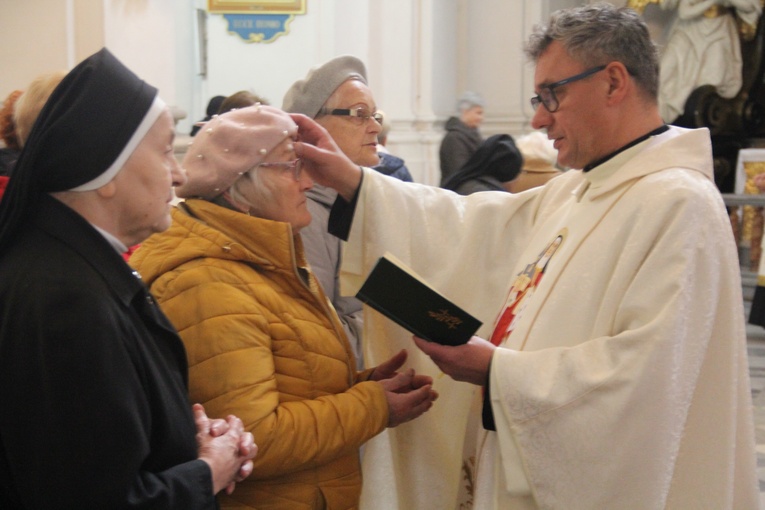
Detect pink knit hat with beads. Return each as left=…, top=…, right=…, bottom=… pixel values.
left=177, top=104, right=297, bottom=199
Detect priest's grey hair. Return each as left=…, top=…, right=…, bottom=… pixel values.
left=524, top=2, right=659, bottom=101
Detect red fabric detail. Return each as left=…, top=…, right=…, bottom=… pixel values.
left=488, top=263, right=546, bottom=346
left=0, top=176, right=8, bottom=201
left=123, top=244, right=140, bottom=262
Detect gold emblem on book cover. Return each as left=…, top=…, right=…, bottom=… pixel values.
left=428, top=309, right=463, bottom=329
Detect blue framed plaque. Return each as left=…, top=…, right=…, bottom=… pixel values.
left=223, top=13, right=295, bottom=43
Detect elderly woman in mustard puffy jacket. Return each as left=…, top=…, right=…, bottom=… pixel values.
left=130, top=104, right=437, bottom=510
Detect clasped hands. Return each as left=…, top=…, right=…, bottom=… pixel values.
left=369, top=349, right=439, bottom=427
left=194, top=403, right=257, bottom=496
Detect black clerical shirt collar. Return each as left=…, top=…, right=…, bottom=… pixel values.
left=582, top=124, right=669, bottom=172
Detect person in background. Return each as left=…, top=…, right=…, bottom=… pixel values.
left=218, top=90, right=269, bottom=115
left=281, top=55, right=381, bottom=370
left=14, top=71, right=67, bottom=149
left=1, top=72, right=66, bottom=201
left=0, top=48, right=256, bottom=509
left=441, top=133, right=523, bottom=195
left=190, top=95, right=225, bottom=137
left=290, top=3, right=758, bottom=508
left=508, top=130, right=562, bottom=193
left=130, top=104, right=437, bottom=509
left=0, top=90, right=23, bottom=181
left=373, top=109, right=413, bottom=182
left=439, top=90, right=485, bottom=186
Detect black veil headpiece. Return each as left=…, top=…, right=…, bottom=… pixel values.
left=0, top=48, right=158, bottom=254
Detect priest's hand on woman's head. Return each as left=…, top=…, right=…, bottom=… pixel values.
left=290, top=113, right=362, bottom=201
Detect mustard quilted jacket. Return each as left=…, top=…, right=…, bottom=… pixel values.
left=130, top=199, right=388, bottom=509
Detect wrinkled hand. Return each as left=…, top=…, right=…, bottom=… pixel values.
left=194, top=404, right=257, bottom=495
left=206, top=416, right=257, bottom=495
left=379, top=369, right=438, bottom=427
left=371, top=348, right=435, bottom=395
left=412, top=336, right=496, bottom=386
left=369, top=349, right=407, bottom=381
left=291, top=113, right=362, bottom=200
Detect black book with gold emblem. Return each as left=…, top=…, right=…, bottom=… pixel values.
left=355, top=253, right=482, bottom=346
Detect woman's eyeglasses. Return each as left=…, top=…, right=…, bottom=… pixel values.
left=320, top=107, right=383, bottom=125
left=257, top=159, right=303, bottom=181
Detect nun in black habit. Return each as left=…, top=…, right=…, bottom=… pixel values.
left=0, top=48, right=255, bottom=509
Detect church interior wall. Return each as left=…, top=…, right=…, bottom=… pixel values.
left=0, top=0, right=704, bottom=185
left=2, top=0, right=78, bottom=94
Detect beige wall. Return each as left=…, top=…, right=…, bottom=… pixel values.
left=0, top=0, right=103, bottom=100
left=74, top=0, right=105, bottom=60
left=0, top=0, right=554, bottom=184
left=0, top=0, right=677, bottom=184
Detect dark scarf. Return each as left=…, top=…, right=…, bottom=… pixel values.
left=442, top=134, right=523, bottom=192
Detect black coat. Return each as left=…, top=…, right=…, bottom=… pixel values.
left=441, top=134, right=524, bottom=195
left=0, top=195, right=216, bottom=509
left=438, top=117, right=483, bottom=186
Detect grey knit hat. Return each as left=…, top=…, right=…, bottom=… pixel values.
left=282, top=55, right=367, bottom=118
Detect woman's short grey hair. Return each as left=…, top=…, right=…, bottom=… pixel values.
left=457, top=91, right=485, bottom=112
left=524, top=3, right=659, bottom=101
left=228, top=166, right=275, bottom=212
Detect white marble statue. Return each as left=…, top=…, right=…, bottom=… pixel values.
left=630, top=0, right=761, bottom=122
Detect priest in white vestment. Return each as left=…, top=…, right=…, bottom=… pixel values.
left=292, top=4, right=759, bottom=509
